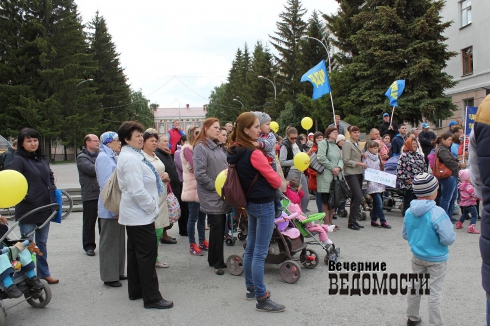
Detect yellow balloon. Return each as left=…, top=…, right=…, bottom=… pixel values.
left=270, top=121, right=279, bottom=133
left=0, top=170, right=28, bottom=208
left=215, top=169, right=228, bottom=197
left=293, top=152, right=310, bottom=172
left=301, top=117, right=313, bottom=130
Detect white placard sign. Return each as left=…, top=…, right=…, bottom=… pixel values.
left=364, top=168, right=397, bottom=188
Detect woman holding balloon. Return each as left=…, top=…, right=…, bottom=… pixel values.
left=227, top=112, right=287, bottom=312
left=280, top=127, right=309, bottom=212
left=9, top=128, right=59, bottom=284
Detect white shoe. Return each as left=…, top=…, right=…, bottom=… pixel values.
left=327, top=225, right=335, bottom=233
left=155, top=261, right=169, bottom=268
left=323, top=239, right=333, bottom=245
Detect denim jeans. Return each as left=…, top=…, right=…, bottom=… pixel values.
left=187, top=201, right=206, bottom=244
left=370, top=193, right=386, bottom=223
left=244, top=202, right=275, bottom=298
left=315, top=193, right=322, bottom=213
left=438, top=176, right=458, bottom=220
left=459, top=205, right=478, bottom=225
left=20, top=223, right=51, bottom=278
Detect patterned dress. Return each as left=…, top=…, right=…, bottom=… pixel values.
left=396, top=151, right=427, bottom=190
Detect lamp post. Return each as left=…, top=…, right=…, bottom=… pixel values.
left=233, top=98, right=245, bottom=108
left=300, top=35, right=336, bottom=123
left=73, top=79, right=93, bottom=158
left=258, top=75, right=277, bottom=100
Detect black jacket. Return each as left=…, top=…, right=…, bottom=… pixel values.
left=76, top=147, right=99, bottom=201
left=227, top=147, right=275, bottom=204
left=154, top=148, right=181, bottom=195
left=379, top=121, right=399, bottom=141
left=9, top=152, right=56, bottom=224
left=419, top=130, right=436, bottom=156
left=3, top=147, right=15, bottom=169
left=281, top=139, right=294, bottom=178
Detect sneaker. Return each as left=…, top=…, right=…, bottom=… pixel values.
left=189, top=243, right=204, bottom=256
left=26, top=276, right=45, bottom=290
left=468, top=224, right=481, bottom=234
left=380, top=222, right=392, bottom=229
left=246, top=286, right=271, bottom=301
left=6, top=284, right=22, bottom=298
left=407, top=318, right=421, bottom=326
left=199, top=240, right=209, bottom=251
left=371, top=221, right=380, bottom=227
left=327, top=225, right=335, bottom=232
left=455, top=221, right=463, bottom=229
left=323, top=239, right=333, bottom=245
left=256, top=293, right=284, bottom=312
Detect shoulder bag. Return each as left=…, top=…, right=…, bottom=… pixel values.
left=101, top=169, right=121, bottom=213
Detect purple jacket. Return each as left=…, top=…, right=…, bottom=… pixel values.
left=174, top=145, right=184, bottom=183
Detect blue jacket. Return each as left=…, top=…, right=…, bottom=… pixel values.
left=471, top=94, right=490, bottom=294
left=95, top=144, right=118, bottom=218
left=390, top=134, right=405, bottom=157
left=402, top=200, right=456, bottom=262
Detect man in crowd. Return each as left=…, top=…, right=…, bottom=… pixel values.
left=469, top=94, right=490, bottom=326
left=328, top=114, right=346, bottom=135
left=2, top=139, right=17, bottom=170
left=379, top=112, right=399, bottom=141
left=419, top=122, right=436, bottom=162
left=167, top=120, right=185, bottom=156
left=76, top=134, right=100, bottom=257
left=447, top=120, right=459, bottom=134
left=390, top=123, right=407, bottom=157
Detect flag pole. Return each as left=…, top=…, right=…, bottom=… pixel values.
left=329, top=91, right=336, bottom=125
left=390, top=106, right=395, bottom=127
left=462, top=106, right=468, bottom=164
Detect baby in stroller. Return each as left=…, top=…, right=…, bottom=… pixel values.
left=283, top=179, right=335, bottom=246
left=0, top=217, right=44, bottom=298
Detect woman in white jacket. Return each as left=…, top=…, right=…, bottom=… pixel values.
left=117, top=121, right=173, bottom=310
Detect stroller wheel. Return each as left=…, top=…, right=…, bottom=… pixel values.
left=225, top=238, right=235, bottom=246
left=237, top=233, right=247, bottom=241
left=226, top=255, right=244, bottom=276
left=25, top=280, right=52, bottom=308
left=299, top=249, right=319, bottom=269
left=279, top=260, right=301, bottom=284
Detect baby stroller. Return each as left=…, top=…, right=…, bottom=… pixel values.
left=226, top=205, right=319, bottom=284
left=225, top=208, right=248, bottom=246
left=382, top=156, right=404, bottom=215
left=0, top=203, right=58, bottom=325
left=281, top=198, right=341, bottom=264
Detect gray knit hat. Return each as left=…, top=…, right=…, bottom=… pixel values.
left=252, top=111, right=271, bottom=126
left=412, top=173, right=439, bottom=197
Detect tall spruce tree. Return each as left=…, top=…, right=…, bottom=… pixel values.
left=87, top=11, right=131, bottom=131
left=246, top=42, right=275, bottom=115
left=269, top=0, right=308, bottom=104
left=325, top=0, right=457, bottom=128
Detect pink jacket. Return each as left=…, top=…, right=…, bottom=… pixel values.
left=285, top=186, right=304, bottom=206
left=181, top=143, right=199, bottom=202
left=458, top=180, right=478, bottom=207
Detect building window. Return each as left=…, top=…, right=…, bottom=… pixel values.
left=462, top=46, right=473, bottom=76
left=463, top=98, right=475, bottom=108
left=461, top=0, right=472, bottom=27
left=434, top=119, right=442, bottom=129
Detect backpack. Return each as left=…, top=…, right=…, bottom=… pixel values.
left=221, top=164, right=258, bottom=208
left=101, top=169, right=121, bottom=213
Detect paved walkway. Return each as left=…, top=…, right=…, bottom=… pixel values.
left=4, top=163, right=484, bottom=325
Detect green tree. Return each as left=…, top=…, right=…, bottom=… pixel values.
left=325, top=0, right=457, bottom=128
left=247, top=42, right=275, bottom=115
left=130, top=89, right=154, bottom=128
left=206, top=83, right=228, bottom=121
left=269, top=0, right=308, bottom=104
left=87, top=11, right=131, bottom=132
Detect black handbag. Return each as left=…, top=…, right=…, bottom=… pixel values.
left=328, top=176, right=352, bottom=209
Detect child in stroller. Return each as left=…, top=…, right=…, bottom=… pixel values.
left=0, top=217, right=44, bottom=298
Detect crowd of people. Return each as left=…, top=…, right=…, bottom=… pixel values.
left=3, top=100, right=487, bottom=320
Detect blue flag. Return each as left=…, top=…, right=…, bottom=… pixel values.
left=301, top=60, right=331, bottom=100
left=385, top=80, right=406, bottom=107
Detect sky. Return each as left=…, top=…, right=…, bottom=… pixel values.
left=75, top=0, right=339, bottom=108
